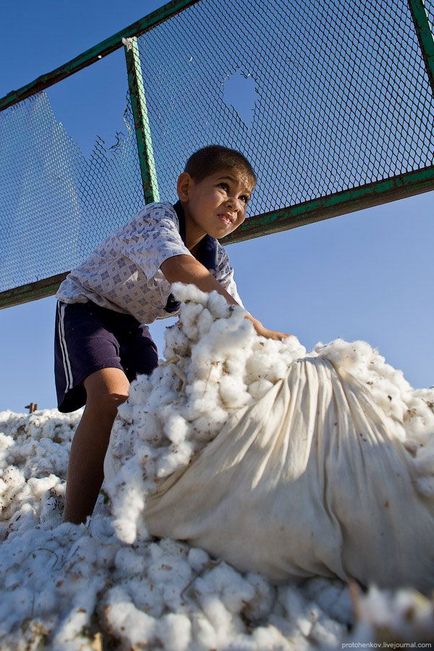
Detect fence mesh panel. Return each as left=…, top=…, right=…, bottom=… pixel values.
left=0, top=90, right=144, bottom=293
left=0, top=0, right=433, bottom=297
left=426, top=0, right=434, bottom=30
left=137, top=0, right=434, bottom=215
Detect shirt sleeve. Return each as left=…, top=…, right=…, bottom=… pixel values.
left=120, top=203, right=193, bottom=280
left=214, top=244, right=245, bottom=308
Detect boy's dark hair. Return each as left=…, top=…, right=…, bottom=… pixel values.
left=184, top=145, right=256, bottom=186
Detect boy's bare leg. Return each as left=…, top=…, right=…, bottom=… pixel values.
left=63, top=367, right=130, bottom=524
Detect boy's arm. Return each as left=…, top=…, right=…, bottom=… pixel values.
left=160, top=255, right=289, bottom=341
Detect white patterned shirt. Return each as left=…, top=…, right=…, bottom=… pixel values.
left=56, top=201, right=242, bottom=324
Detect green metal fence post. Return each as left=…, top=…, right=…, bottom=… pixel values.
left=123, top=37, right=160, bottom=204
left=408, top=0, right=434, bottom=95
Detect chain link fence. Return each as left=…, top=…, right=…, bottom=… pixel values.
left=0, top=93, right=143, bottom=292
left=0, top=0, right=433, bottom=306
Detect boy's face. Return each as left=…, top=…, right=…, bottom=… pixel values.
left=177, top=168, right=255, bottom=242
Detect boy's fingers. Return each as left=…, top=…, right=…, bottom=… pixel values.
left=275, top=332, right=291, bottom=340
left=264, top=329, right=291, bottom=340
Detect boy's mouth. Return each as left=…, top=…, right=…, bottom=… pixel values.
left=217, top=213, right=235, bottom=226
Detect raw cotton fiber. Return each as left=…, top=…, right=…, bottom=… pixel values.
left=1, top=283, right=434, bottom=649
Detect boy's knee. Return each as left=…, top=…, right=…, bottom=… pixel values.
left=83, top=368, right=130, bottom=416
left=86, top=390, right=128, bottom=414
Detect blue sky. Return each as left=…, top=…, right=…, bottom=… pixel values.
left=0, top=0, right=433, bottom=412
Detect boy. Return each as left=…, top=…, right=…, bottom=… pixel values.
left=55, top=145, right=288, bottom=524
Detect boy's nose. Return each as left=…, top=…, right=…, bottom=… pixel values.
left=226, top=197, right=242, bottom=212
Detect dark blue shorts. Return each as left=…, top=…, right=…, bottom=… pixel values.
left=55, top=301, right=158, bottom=412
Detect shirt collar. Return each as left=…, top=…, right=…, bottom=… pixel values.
left=173, top=200, right=218, bottom=271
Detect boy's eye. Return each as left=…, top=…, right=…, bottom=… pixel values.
left=218, top=182, right=229, bottom=191
left=240, top=195, right=249, bottom=204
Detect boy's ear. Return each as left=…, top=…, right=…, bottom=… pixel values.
left=176, top=172, right=193, bottom=201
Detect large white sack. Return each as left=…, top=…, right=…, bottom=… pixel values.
left=144, top=354, right=434, bottom=591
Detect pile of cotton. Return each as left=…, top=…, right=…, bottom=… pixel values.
left=0, top=409, right=78, bottom=539
left=1, top=283, right=433, bottom=650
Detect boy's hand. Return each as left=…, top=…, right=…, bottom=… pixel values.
left=246, top=315, right=290, bottom=341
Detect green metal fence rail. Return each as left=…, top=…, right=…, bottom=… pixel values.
left=1, top=0, right=433, bottom=309
left=408, top=0, right=434, bottom=92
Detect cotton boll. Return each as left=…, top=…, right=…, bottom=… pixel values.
left=413, top=388, right=434, bottom=408
left=183, top=380, right=220, bottom=419
left=282, top=335, right=306, bottom=359
left=162, top=413, right=189, bottom=445
left=0, top=466, right=28, bottom=517
left=123, top=578, right=165, bottom=618
left=196, top=307, right=214, bottom=337
left=28, top=438, right=70, bottom=477
left=132, top=403, right=156, bottom=425
left=107, top=457, right=147, bottom=544
left=251, top=625, right=293, bottom=650
left=172, top=282, right=209, bottom=306
left=197, top=593, right=240, bottom=645
left=315, top=339, right=360, bottom=371
left=116, top=401, right=134, bottom=425
left=39, top=491, right=65, bottom=528
left=164, top=323, right=190, bottom=359
left=225, top=350, right=251, bottom=378
left=104, top=586, right=157, bottom=647
left=194, top=316, right=252, bottom=363
left=187, top=357, right=214, bottom=382
left=309, top=615, right=347, bottom=648
left=246, top=352, right=276, bottom=383
left=156, top=613, right=192, bottom=651
left=184, top=376, right=219, bottom=403
left=411, top=438, right=434, bottom=477
left=190, top=409, right=228, bottom=442
left=191, top=611, right=218, bottom=649
left=147, top=385, right=178, bottom=412
left=128, top=374, right=152, bottom=405
left=219, top=375, right=252, bottom=410
left=0, top=432, right=14, bottom=455
left=1, top=465, right=25, bottom=491
left=27, top=474, right=60, bottom=499
left=152, top=537, right=190, bottom=560
left=403, top=394, right=434, bottom=441
left=147, top=555, right=192, bottom=590
left=278, top=585, right=312, bottom=635
left=196, top=562, right=256, bottom=614
left=188, top=547, right=210, bottom=572
left=179, top=302, right=204, bottom=340
left=204, top=289, right=229, bottom=318
left=266, top=357, right=294, bottom=383
left=115, top=546, right=147, bottom=575
left=156, top=441, right=194, bottom=478
left=137, top=412, right=164, bottom=446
